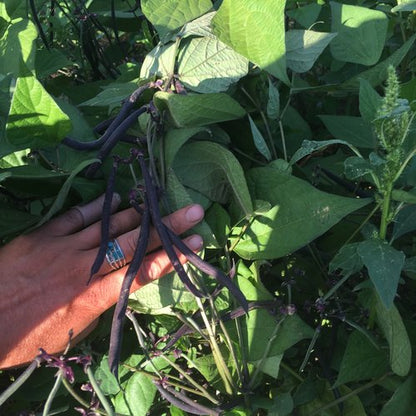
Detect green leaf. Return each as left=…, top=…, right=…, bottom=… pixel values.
left=35, top=49, right=73, bottom=79
left=391, top=189, right=416, bottom=204
left=0, top=149, right=28, bottom=168
left=330, top=2, right=388, bottom=66
left=359, top=79, right=382, bottom=123
left=392, top=1, right=416, bottom=12
left=342, top=33, right=416, bottom=89
left=128, top=272, right=197, bottom=314
left=153, top=91, right=246, bottom=128
left=232, top=167, right=370, bottom=260
left=205, top=203, right=231, bottom=247
left=358, top=240, right=405, bottom=308
left=141, top=0, right=212, bottom=39
left=94, top=356, right=120, bottom=395
left=172, top=141, right=253, bottom=217
left=114, top=372, right=156, bottom=416
left=403, top=257, right=416, bottom=273
left=165, top=169, right=218, bottom=247
left=80, top=82, right=138, bottom=107
left=329, top=243, right=363, bottom=276
left=177, top=36, right=248, bottom=93
left=37, top=159, right=99, bottom=227
left=212, top=0, right=289, bottom=84
left=266, top=78, right=280, bottom=120
left=319, top=115, right=376, bottom=148
left=344, top=156, right=373, bottom=180
left=373, top=292, right=412, bottom=376
left=164, top=126, right=207, bottom=167
left=286, top=30, right=336, bottom=73
left=290, top=139, right=360, bottom=166
left=286, top=3, right=322, bottom=29
left=335, top=330, right=388, bottom=387
left=0, top=18, right=37, bottom=76
left=380, top=375, right=416, bottom=416
left=248, top=115, right=272, bottom=161
left=140, top=42, right=178, bottom=80
left=6, top=75, right=72, bottom=148
left=179, top=11, right=216, bottom=39
left=392, top=205, right=416, bottom=242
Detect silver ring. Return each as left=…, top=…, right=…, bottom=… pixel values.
left=105, top=239, right=126, bottom=270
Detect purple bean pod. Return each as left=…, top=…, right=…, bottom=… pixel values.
left=108, top=199, right=151, bottom=376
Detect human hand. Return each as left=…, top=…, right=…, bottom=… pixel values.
left=0, top=195, right=204, bottom=369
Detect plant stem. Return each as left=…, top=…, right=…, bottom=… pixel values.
left=86, top=366, right=116, bottom=416
left=42, top=372, right=63, bottom=416
left=379, top=184, right=393, bottom=240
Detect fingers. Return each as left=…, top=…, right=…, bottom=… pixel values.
left=89, top=235, right=204, bottom=309
left=41, top=194, right=121, bottom=237
left=91, top=204, right=204, bottom=276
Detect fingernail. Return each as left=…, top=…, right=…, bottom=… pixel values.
left=187, top=235, right=203, bottom=250
left=186, top=204, right=204, bottom=222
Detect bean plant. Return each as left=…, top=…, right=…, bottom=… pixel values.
left=1, top=0, right=416, bottom=415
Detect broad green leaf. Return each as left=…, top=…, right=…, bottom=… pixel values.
left=141, top=0, right=212, bottom=39
left=139, top=42, right=178, bottom=80
left=165, top=169, right=218, bottom=247
left=267, top=78, right=280, bottom=120
left=128, top=272, right=197, bottom=314
left=2, top=0, right=26, bottom=19
left=164, top=126, right=207, bottom=167
left=233, top=167, right=370, bottom=260
left=373, top=293, right=412, bottom=376
left=212, top=0, right=289, bottom=84
left=329, top=243, right=363, bottom=276
left=392, top=205, right=416, bottom=242
left=298, top=383, right=367, bottom=416
left=94, top=356, right=120, bottom=395
left=37, top=159, right=99, bottom=227
left=0, top=18, right=37, bottom=76
left=177, top=36, right=248, bottom=93
left=342, top=33, right=416, bottom=89
left=290, top=139, right=360, bottom=166
left=319, top=115, right=376, bottom=148
left=80, top=82, right=138, bottom=107
left=392, top=1, right=416, bottom=12
left=179, top=11, right=216, bottom=39
left=248, top=115, right=272, bottom=161
left=335, top=330, right=388, bottom=387
left=6, top=75, right=72, bottom=148
left=286, top=3, right=322, bottom=29
left=0, top=149, right=28, bottom=168
left=344, top=156, right=373, bottom=180
left=358, top=240, right=405, bottom=308
left=392, top=189, right=416, bottom=204
left=330, top=2, right=388, bottom=66
left=286, top=30, right=336, bottom=73
left=380, top=374, right=416, bottom=416
left=403, top=257, right=416, bottom=273
left=359, top=79, right=382, bottom=122
left=172, top=141, right=253, bottom=216
left=114, top=372, right=156, bottom=416
left=205, top=203, right=231, bottom=248
left=35, top=49, right=73, bottom=79
left=153, top=91, right=246, bottom=128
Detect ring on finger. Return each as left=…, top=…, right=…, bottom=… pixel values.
left=105, top=239, right=126, bottom=270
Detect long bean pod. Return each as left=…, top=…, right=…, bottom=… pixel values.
left=108, top=199, right=151, bottom=376
left=137, top=154, right=206, bottom=298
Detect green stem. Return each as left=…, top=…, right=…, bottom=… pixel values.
left=87, top=366, right=115, bottom=416
left=42, top=372, right=63, bottom=416
left=379, top=184, right=393, bottom=240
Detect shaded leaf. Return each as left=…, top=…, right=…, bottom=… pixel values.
left=392, top=205, right=416, bottom=242
left=379, top=374, right=416, bottom=416
left=266, top=78, right=280, bottom=120
left=286, top=30, right=336, bottom=73
left=359, top=79, right=382, bottom=123
left=358, top=240, right=405, bottom=308
left=153, top=91, right=246, bottom=127
left=212, top=0, right=289, bottom=84
left=335, top=330, right=388, bottom=387
left=330, top=2, right=388, bottom=66
left=374, top=292, right=412, bottom=376
left=329, top=243, right=363, bottom=276
left=286, top=3, right=322, bottom=29
left=172, top=141, right=253, bottom=217
left=248, top=115, right=272, bottom=161
left=140, top=42, right=177, bottom=80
